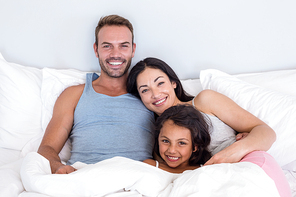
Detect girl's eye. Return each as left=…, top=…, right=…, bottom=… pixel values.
left=179, top=141, right=187, bottom=145
left=162, top=139, right=169, bottom=143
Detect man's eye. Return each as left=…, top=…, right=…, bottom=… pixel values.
left=158, top=82, right=164, bottom=86
left=103, top=45, right=110, bottom=48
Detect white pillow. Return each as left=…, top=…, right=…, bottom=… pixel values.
left=0, top=53, right=43, bottom=151
left=181, top=78, right=202, bottom=96
left=234, top=69, right=296, bottom=97
left=200, top=69, right=296, bottom=167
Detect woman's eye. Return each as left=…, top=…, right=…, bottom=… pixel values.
left=179, top=141, right=187, bottom=145
left=158, top=82, right=164, bottom=86
left=162, top=140, right=169, bottom=143
left=141, top=89, right=148, bottom=94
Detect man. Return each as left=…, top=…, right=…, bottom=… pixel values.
left=37, top=15, right=155, bottom=174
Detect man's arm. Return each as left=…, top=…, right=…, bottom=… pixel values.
left=38, top=85, right=84, bottom=174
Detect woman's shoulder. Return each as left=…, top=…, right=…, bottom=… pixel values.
left=193, top=90, right=218, bottom=114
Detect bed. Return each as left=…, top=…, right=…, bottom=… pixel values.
left=0, top=53, right=295, bottom=196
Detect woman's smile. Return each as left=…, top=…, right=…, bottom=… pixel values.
left=153, top=97, right=167, bottom=106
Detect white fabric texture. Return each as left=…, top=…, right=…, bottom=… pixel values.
left=20, top=152, right=279, bottom=197
left=0, top=54, right=43, bottom=150
left=200, top=69, right=296, bottom=167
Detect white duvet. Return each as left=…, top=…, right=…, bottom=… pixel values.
left=20, top=152, right=280, bottom=197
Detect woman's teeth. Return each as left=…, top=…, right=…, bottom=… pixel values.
left=154, top=98, right=166, bottom=105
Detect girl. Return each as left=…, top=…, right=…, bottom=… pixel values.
left=127, top=57, right=291, bottom=196
left=144, top=104, right=211, bottom=173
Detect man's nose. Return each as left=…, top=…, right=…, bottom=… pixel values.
left=110, top=47, right=121, bottom=57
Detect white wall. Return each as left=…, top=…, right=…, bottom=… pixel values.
left=0, top=0, right=296, bottom=79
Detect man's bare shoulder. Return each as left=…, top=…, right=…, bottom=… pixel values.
left=56, top=84, right=85, bottom=105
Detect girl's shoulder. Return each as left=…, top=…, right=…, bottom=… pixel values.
left=143, top=159, right=158, bottom=167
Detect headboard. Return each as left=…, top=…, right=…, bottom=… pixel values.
left=1, top=0, right=296, bottom=79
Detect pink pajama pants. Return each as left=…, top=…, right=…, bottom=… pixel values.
left=240, top=151, right=292, bottom=197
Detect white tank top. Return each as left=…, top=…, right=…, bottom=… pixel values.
left=192, top=99, right=236, bottom=155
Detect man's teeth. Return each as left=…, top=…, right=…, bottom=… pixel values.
left=155, top=98, right=166, bottom=105
left=109, top=62, right=123, bottom=65
left=168, top=156, right=179, bottom=160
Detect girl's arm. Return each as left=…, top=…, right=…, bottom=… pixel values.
left=194, top=90, right=276, bottom=165
left=143, top=159, right=199, bottom=173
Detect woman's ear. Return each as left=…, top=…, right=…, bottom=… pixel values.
left=172, top=81, right=177, bottom=89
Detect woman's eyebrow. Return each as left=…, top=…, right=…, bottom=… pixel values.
left=138, top=84, right=147, bottom=90
left=154, top=76, right=164, bottom=82
left=138, top=76, right=164, bottom=90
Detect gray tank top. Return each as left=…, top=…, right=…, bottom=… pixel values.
left=192, top=99, right=236, bottom=155
left=67, top=73, right=155, bottom=165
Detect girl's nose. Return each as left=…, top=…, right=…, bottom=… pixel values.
left=167, top=145, right=177, bottom=154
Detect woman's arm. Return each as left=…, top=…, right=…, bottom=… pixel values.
left=194, top=90, right=276, bottom=165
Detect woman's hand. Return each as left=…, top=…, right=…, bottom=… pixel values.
left=204, top=141, right=247, bottom=165
left=236, top=132, right=249, bottom=141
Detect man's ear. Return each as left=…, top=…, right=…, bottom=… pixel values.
left=93, top=43, right=99, bottom=58
left=132, top=43, right=136, bottom=58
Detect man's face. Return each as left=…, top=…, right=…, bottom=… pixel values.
left=94, top=25, right=136, bottom=78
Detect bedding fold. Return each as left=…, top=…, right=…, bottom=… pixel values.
left=20, top=152, right=280, bottom=197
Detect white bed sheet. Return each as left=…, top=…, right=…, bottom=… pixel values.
left=0, top=148, right=21, bottom=166
left=20, top=153, right=281, bottom=197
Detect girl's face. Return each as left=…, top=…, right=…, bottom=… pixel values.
left=136, top=68, right=180, bottom=115
left=158, top=120, right=197, bottom=169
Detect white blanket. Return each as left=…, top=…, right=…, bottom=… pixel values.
left=20, top=153, right=280, bottom=197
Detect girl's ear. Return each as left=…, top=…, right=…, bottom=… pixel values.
left=193, top=145, right=198, bottom=152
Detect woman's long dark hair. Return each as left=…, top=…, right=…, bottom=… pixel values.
left=155, top=104, right=212, bottom=166
left=127, top=57, right=194, bottom=102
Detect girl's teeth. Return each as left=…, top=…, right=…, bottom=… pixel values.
left=168, top=156, right=179, bottom=160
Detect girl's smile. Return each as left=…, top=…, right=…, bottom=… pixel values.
left=158, top=120, right=197, bottom=169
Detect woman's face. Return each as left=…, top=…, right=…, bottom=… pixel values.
left=136, top=68, right=180, bottom=115
left=158, top=120, right=196, bottom=168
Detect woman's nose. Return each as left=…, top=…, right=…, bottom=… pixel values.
left=151, top=88, right=161, bottom=99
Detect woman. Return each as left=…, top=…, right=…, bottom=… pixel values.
left=127, top=57, right=291, bottom=196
